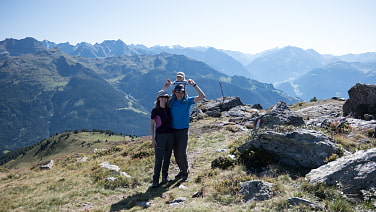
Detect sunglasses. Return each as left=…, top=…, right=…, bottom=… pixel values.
left=175, top=91, right=185, bottom=94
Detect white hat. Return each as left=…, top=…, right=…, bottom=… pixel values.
left=157, top=90, right=169, bottom=98
left=176, top=72, right=185, bottom=79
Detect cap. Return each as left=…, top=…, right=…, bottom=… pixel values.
left=176, top=72, right=185, bottom=79
left=157, top=90, right=170, bottom=98
left=174, top=84, right=185, bottom=92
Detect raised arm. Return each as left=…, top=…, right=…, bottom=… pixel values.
left=188, top=79, right=206, bottom=103
left=162, top=79, right=171, bottom=91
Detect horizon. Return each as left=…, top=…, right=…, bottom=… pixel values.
left=1, top=0, right=376, bottom=56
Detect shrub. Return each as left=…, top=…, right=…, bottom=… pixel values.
left=211, top=156, right=236, bottom=170
left=367, top=128, right=376, bottom=138
left=213, top=175, right=254, bottom=203
left=94, top=146, right=122, bottom=158
left=91, top=166, right=139, bottom=190
left=329, top=121, right=351, bottom=134
left=325, top=153, right=339, bottom=162
left=132, top=150, right=153, bottom=159
left=301, top=181, right=340, bottom=200
left=327, top=198, right=353, bottom=212
left=236, top=146, right=274, bottom=170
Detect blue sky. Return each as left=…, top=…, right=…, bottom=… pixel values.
left=1, top=0, right=375, bottom=55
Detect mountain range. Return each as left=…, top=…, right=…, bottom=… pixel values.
left=42, top=38, right=376, bottom=100
left=0, top=37, right=299, bottom=153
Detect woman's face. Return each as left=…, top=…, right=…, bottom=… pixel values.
left=174, top=91, right=185, bottom=100
left=158, top=96, right=169, bottom=104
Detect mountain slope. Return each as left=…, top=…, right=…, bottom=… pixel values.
left=246, top=46, right=326, bottom=83
left=0, top=44, right=148, bottom=152
left=146, top=46, right=252, bottom=77
left=276, top=61, right=376, bottom=100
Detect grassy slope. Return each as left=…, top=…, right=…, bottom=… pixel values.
left=0, top=100, right=375, bottom=211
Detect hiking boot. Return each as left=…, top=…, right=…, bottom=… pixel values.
left=161, top=177, right=172, bottom=184
left=151, top=180, right=159, bottom=188
left=181, top=174, right=189, bottom=182
left=175, top=172, right=183, bottom=179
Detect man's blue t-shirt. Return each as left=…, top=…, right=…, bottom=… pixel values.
left=170, top=96, right=195, bottom=129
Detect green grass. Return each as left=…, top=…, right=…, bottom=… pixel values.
left=1, top=103, right=376, bottom=211
left=3, top=131, right=133, bottom=169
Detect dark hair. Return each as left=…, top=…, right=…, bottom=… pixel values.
left=154, top=97, right=170, bottom=109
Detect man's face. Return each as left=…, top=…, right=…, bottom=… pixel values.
left=174, top=91, right=185, bottom=100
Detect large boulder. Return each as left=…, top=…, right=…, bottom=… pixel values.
left=191, top=96, right=244, bottom=118
left=238, top=129, right=341, bottom=169
left=343, top=83, right=376, bottom=120
left=305, top=148, right=376, bottom=195
left=263, top=101, right=304, bottom=128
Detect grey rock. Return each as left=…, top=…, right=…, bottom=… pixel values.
left=106, top=177, right=117, bottom=181
left=239, top=129, right=341, bottom=169
left=296, top=103, right=343, bottom=128
left=99, top=161, right=132, bottom=179
left=77, top=156, right=88, bottom=162
left=306, top=148, right=376, bottom=195
left=287, top=197, right=324, bottom=210
left=168, top=197, right=187, bottom=207
left=191, top=96, right=243, bottom=118
left=100, top=162, right=120, bottom=172
left=192, top=191, right=204, bottom=198
left=224, top=105, right=259, bottom=118
left=263, top=101, right=304, bottom=128
left=346, top=118, right=376, bottom=130
left=239, top=180, right=274, bottom=202
left=343, top=83, right=376, bottom=119
left=40, top=160, right=54, bottom=169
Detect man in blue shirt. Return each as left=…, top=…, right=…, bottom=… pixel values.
left=163, top=78, right=205, bottom=182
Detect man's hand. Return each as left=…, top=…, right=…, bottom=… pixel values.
left=187, top=79, right=195, bottom=85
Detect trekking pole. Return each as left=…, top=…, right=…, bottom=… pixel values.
left=219, top=81, right=225, bottom=110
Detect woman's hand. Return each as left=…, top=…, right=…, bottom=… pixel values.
left=152, top=138, right=157, bottom=149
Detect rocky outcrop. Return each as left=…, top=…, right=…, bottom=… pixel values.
left=287, top=197, right=324, bottom=210
left=239, top=129, right=341, bottom=169
left=30, top=159, right=54, bottom=170
left=40, top=160, right=54, bottom=170
left=295, top=102, right=343, bottom=128
left=191, top=96, right=244, bottom=118
left=305, top=148, right=376, bottom=195
left=192, top=99, right=305, bottom=130
left=99, top=162, right=131, bottom=179
left=345, top=118, right=376, bottom=130
left=263, top=101, right=304, bottom=128
left=343, top=83, right=376, bottom=120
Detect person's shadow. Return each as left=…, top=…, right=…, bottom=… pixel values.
left=110, top=179, right=183, bottom=211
